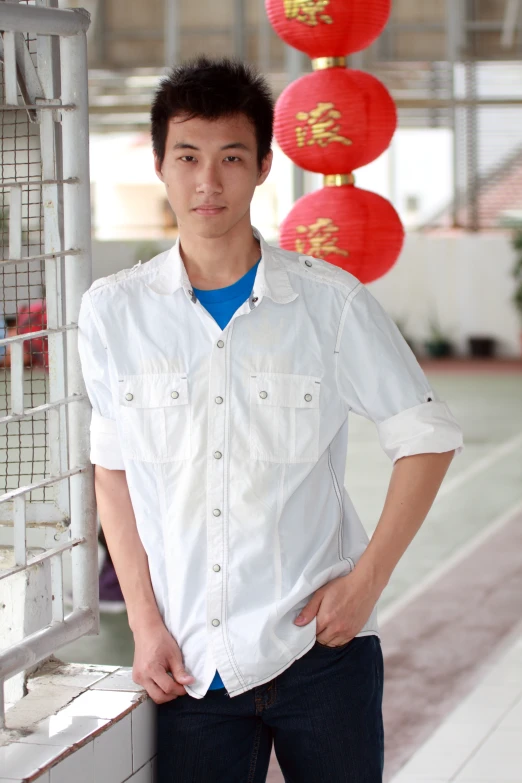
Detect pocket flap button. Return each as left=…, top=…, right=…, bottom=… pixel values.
left=125, top=393, right=133, bottom=401
left=171, top=391, right=179, bottom=399
left=304, top=393, right=312, bottom=402
left=259, top=390, right=268, bottom=399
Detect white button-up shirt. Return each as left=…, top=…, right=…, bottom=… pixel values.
left=77, top=227, right=463, bottom=699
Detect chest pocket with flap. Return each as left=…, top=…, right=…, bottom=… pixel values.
left=249, top=372, right=321, bottom=463
left=117, top=373, right=191, bottom=462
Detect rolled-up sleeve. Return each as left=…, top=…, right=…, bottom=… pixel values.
left=77, top=291, right=125, bottom=470
left=335, top=284, right=464, bottom=463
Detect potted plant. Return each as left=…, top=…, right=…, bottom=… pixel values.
left=424, top=318, right=453, bottom=358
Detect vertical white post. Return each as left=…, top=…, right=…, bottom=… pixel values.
left=3, top=32, right=19, bottom=106
left=14, top=496, right=27, bottom=567
left=9, top=185, right=23, bottom=260
left=165, top=0, right=180, bottom=67
left=60, top=24, right=99, bottom=632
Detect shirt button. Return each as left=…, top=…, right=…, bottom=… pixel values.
left=252, top=296, right=258, bottom=303
left=215, top=396, right=223, bottom=404
left=188, top=289, right=194, bottom=296
left=304, top=393, right=312, bottom=402
left=125, top=393, right=133, bottom=401
left=217, top=340, right=224, bottom=348
left=212, top=619, right=220, bottom=627
left=305, top=259, right=312, bottom=267
left=214, top=451, right=222, bottom=459
left=171, top=391, right=179, bottom=399
left=213, top=508, right=221, bottom=517
left=213, top=564, right=221, bottom=572
left=259, top=390, right=268, bottom=399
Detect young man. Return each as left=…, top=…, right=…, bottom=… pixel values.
left=78, top=57, right=463, bottom=782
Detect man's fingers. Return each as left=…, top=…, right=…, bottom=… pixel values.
left=143, top=677, right=178, bottom=705
left=152, top=668, right=187, bottom=697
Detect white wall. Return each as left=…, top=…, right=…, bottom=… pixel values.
left=92, top=232, right=521, bottom=358
left=367, top=233, right=520, bottom=357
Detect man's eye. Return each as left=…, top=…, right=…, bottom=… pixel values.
left=224, top=156, right=240, bottom=163
left=180, top=156, right=196, bottom=162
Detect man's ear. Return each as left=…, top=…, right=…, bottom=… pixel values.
left=153, top=151, right=164, bottom=183
left=257, top=149, right=273, bottom=186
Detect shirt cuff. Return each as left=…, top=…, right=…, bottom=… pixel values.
left=376, top=401, right=464, bottom=463
left=89, top=409, right=125, bottom=470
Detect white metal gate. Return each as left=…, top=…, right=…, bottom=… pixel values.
left=0, top=1, right=98, bottom=728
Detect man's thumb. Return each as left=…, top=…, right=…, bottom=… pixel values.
left=294, top=595, right=320, bottom=625
left=171, top=659, right=195, bottom=683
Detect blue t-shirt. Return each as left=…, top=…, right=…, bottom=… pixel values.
left=191, top=257, right=260, bottom=691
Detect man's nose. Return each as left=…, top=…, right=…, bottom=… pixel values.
left=196, top=164, right=223, bottom=194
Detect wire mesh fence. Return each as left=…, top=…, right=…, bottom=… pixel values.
left=0, top=32, right=50, bottom=505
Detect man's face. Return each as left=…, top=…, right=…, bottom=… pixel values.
left=154, top=112, right=272, bottom=239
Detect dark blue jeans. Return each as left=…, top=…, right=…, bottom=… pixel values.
left=157, top=635, right=384, bottom=782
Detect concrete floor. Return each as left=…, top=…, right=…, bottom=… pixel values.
left=53, top=364, right=522, bottom=780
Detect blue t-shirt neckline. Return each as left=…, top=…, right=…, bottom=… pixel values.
left=192, top=259, right=260, bottom=304
left=191, top=258, right=261, bottom=333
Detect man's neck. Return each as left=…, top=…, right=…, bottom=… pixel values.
left=178, top=221, right=261, bottom=291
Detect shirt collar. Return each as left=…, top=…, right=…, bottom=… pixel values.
left=144, top=226, right=298, bottom=306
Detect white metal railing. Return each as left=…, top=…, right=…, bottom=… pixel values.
left=0, top=3, right=98, bottom=727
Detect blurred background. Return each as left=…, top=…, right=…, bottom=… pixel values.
left=1, top=2, right=521, bottom=782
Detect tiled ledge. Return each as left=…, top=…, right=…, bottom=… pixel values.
left=0, top=659, right=156, bottom=783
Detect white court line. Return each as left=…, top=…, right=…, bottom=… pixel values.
left=379, top=497, right=522, bottom=626
left=437, top=431, right=522, bottom=498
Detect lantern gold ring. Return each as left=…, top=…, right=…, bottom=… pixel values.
left=324, top=174, right=355, bottom=187
left=311, top=57, right=347, bottom=71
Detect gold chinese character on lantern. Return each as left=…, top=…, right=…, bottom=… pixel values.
left=295, top=103, right=353, bottom=148
left=295, top=218, right=349, bottom=258
left=284, top=0, right=333, bottom=26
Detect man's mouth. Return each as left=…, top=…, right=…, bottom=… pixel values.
left=193, top=205, right=226, bottom=215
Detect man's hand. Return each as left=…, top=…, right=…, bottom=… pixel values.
left=133, top=620, right=196, bottom=704
left=293, top=568, right=380, bottom=647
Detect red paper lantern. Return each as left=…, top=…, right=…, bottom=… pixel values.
left=266, top=0, right=391, bottom=58
left=274, top=68, right=396, bottom=173
left=279, top=184, right=404, bottom=282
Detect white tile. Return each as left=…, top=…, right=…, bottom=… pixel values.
left=17, top=715, right=109, bottom=747
left=131, top=699, right=157, bottom=771
left=50, top=742, right=94, bottom=783
left=93, top=714, right=132, bottom=783
left=91, top=668, right=145, bottom=693
left=455, top=727, right=522, bottom=782
left=398, top=744, right=474, bottom=780
left=498, top=694, right=522, bottom=730
left=59, top=690, right=140, bottom=720
left=390, top=777, right=448, bottom=783
left=126, top=761, right=152, bottom=783
left=0, top=742, right=63, bottom=780
left=0, top=775, right=49, bottom=783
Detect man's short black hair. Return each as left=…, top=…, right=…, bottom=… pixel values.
left=151, top=56, right=274, bottom=170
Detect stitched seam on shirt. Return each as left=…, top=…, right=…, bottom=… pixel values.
left=333, top=283, right=362, bottom=354
left=221, top=319, right=247, bottom=689
left=327, top=445, right=350, bottom=565
left=282, top=259, right=359, bottom=296
left=88, top=253, right=167, bottom=293
left=333, top=285, right=363, bottom=413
